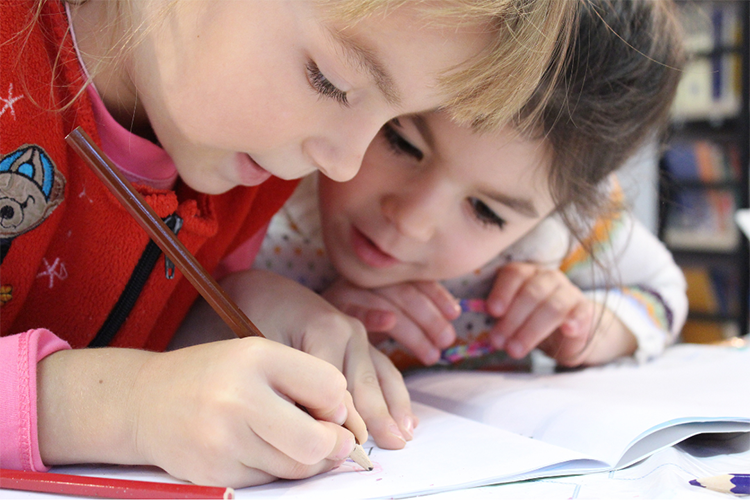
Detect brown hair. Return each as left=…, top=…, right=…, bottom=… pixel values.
left=522, top=0, right=685, bottom=238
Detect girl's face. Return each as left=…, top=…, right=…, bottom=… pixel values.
left=84, top=0, right=490, bottom=194
left=319, top=112, right=557, bottom=288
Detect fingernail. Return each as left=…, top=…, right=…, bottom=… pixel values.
left=388, top=423, right=407, bottom=444
left=335, top=435, right=356, bottom=461
left=488, top=299, right=504, bottom=316
left=562, top=319, right=577, bottom=335
left=401, top=416, right=414, bottom=441
left=493, top=335, right=506, bottom=350
left=332, top=403, right=347, bottom=425
left=451, top=300, right=461, bottom=317
left=438, top=326, right=455, bottom=348
left=426, top=348, right=441, bottom=365
left=506, top=340, right=524, bottom=358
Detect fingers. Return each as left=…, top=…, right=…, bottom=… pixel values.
left=296, top=311, right=410, bottom=449
left=487, top=262, right=538, bottom=316
left=489, top=264, right=585, bottom=359
left=383, top=314, right=444, bottom=365
left=413, top=281, right=462, bottom=320
left=369, top=346, right=416, bottom=441
left=343, top=331, right=409, bottom=450
left=258, top=342, right=362, bottom=464
left=378, top=284, right=457, bottom=351
left=197, top=418, right=343, bottom=486
left=343, top=304, right=398, bottom=332
left=322, top=278, right=398, bottom=332
left=131, top=338, right=358, bottom=488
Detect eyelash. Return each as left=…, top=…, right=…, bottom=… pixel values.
left=383, top=121, right=423, bottom=160
left=383, top=122, right=505, bottom=230
left=306, top=61, right=348, bottom=106
left=469, top=198, right=506, bottom=229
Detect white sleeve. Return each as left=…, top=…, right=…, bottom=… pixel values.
left=563, top=211, right=688, bottom=363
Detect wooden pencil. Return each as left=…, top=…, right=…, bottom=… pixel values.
left=0, top=468, right=234, bottom=499
left=65, top=126, right=373, bottom=472
left=65, top=127, right=262, bottom=340
left=689, top=474, right=750, bottom=495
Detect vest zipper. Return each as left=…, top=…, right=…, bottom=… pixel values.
left=88, top=213, right=183, bottom=348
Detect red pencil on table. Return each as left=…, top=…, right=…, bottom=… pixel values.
left=0, top=468, right=234, bottom=499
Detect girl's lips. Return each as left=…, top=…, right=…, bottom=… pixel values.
left=236, top=153, right=272, bottom=186
left=350, top=226, right=400, bottom=268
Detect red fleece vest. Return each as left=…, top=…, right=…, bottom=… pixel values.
left=0, top=0, right=297, bottom=350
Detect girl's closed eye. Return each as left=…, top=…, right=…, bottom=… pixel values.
left=469, top=197, right=506, bottom=229
left=306, top=61, right=348, bottom=106
left=383, top=121, right=424, bottom=161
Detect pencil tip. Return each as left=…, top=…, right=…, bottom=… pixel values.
left=689, top=479, right=702, bottom=487
left=348, top=443, right=374, bottom=471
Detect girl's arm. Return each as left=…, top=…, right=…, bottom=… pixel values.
left=0, top=330, right=70, bottom=472
left=558, top=209, right=688, bottom=363
left=36, top=333, right=365, bottom=488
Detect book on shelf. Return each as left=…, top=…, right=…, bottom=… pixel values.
left=682, top=264, right=740, bottom=316
left=664, top=188, right=739, bottom=251
left=39, top=344, right=750, bottom=500
left=661, top=137, right=740, bottom=250
left=663, top=139, right=741, bottom=183
left=671, top=1, right=743, bottom=122
left=681, top=318, right=742, bottom=344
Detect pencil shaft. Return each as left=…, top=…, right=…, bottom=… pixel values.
left=65, top=127, right=263, bottom=340
left=66, top=127, right=370, bottom=473
left=0, top=469, right=233, bottom=499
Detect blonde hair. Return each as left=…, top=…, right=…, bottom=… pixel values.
left=30, top=0, right=574, bottom=130
left=327, top=0, right=577, bottom=131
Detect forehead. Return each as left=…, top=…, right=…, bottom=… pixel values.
left=325, top=4, right=492, bottom=113
left=425, top=113, right=555, bottom=205
left=429, top=113, right=549, bottom=170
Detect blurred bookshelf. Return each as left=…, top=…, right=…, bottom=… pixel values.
left=659, top=0, right=750, bottom=343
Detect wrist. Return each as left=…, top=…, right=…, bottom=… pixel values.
left=37, top=348, right=155, bottom=466
left=585, top=308, right=637, bottom=365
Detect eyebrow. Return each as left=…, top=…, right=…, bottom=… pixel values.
left=328, top=28, right=402, bottom=106
left=482, top=190, right=539, bottom=218
left=410, top=115, right=538, bottom=218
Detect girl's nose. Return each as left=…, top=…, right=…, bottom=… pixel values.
left=380, top=188, right=442, bottom=243
left=302, top=138, right=362, bottom=182
left=302, top=120, right=382, bottom=182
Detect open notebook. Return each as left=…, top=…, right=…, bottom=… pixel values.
left=17, top=343, right=749, bottom=500
left=240, top=342, right=750, bottom=499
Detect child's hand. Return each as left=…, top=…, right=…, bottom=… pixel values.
left=219, top=270, right=416, bottom=450
left=487, top=262, right=636, bottom=366
left=37, top=339, right=362, bottom=488
left=322, top=278, right=461, bottom=366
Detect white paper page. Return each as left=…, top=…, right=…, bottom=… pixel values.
left=416, top=433, right=750, bottom=500
left=407, top=344, right=750, bottom=466
left=6, top=439, right=749, bottom=501
left=239, top=402, right=597, bottom=499
left=3, top=403, right=596, bottom=501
